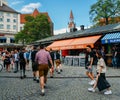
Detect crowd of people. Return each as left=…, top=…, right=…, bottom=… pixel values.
left=0, top=44, right=117, bottom=96
left=0, top=44, right=63, bottom=96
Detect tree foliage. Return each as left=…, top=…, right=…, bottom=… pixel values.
left=89, top=0, right=120, bottom=26
left=15, top=14, right=51, bottom=44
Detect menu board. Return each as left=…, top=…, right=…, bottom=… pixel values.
left=79, top=57, right=85, bottom=67
left=64, top=56, right=85, bottom=67
left=64, top=56, right=73, bottom=66
left=73, top=57, right=79, bottom=66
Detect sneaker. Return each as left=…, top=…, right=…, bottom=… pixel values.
left=20, top=76, right=23, bottom=79
left=41, top=89, right=45, bottom=96
left=89, top=80, right=96, bottom=85
left=33, top=77, right=36, bottom=81
left=40, top=92, right=45, bottom=96
left=104, top=90, right=112, bottom=95
left=60, top=69, right=63, bottom=72
left=36, top=79, right=39, bottom=83
left=50, top=76, right=53, bottom=78
left=88, top=87, right=95, bottom=92
left=23, top=75, right=26, bottom=78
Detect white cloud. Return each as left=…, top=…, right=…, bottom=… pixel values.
left=11, top=1, right=24, bottom=5
left=54, top=28, right=67, bottom=35
left=20, top=2, right=41, bottom=13
left=54, top=26, right=91, bottom=35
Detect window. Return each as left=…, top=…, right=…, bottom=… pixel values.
left=0, top=39, right=6, bottom=43
left=13, top=14, right=17, bottom=18
left=13, top=25, right=16, bottom=30
left=0, top=24, right=4, bottom=29
left=0, top=12, right=3, bottom=16
left=0, top=18, right=3, bottom=22
left=7, top=25, right=10, bottom=29
left=6, top=13, right=11, bottom=17
left=13, top=19, right=16, bottom=23
left=20, top=27, right=23, bottom=30
left=10, top=38, right=15, bottom=43
left=7, top=19, right=10, bottom=22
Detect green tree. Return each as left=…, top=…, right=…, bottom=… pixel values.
left=89, top=0, right=120, bottom=26
left=15, top=14, right=51, bottom=44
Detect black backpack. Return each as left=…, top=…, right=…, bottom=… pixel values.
left=19, top=52, right=25, bottom=62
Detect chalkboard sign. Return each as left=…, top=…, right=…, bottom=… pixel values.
left=67, top=57, right=73, bottom=66
left=79, top=57, right=85, bottom=67
left=64, top=56, right=85, bottom=67
left=73, top=57, right=79, bottom=66
left=64, top=57, right=68, bottom=65
left=64, top=56, right=73, bottom=66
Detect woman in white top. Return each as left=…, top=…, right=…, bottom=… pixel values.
left=88, top=50, right=112, bottom=95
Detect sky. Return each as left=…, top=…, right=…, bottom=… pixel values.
left=7, top=0, right=97, bottom=35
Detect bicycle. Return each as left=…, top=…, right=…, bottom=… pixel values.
left=0, top=63, right=3, bottom=72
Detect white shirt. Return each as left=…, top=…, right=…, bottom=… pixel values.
left=96, top=58, right=106, bottom=73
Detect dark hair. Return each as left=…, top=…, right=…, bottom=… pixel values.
left=50, top=48, right=52, bottom=51
left=22, top=48, right=25, bottom=51
left=96, top=50, right=103, bottom=58
left=39, top=44, right=45, bottom=49
left=86, top=45, right=91, bottom=49
left=33, top=46, right=37, bottom=50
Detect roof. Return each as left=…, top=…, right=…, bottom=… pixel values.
left=35, top=23, right=120, bottom=44
left=20, top=9, right=52, bottom=24
left=0, top=4, right=19, bottom=14
left=70, top=10, right=74, bottom=19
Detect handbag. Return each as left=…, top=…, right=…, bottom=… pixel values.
left=97, top=74, right=111, bottom=91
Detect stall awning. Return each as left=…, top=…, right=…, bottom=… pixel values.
left=0, top=37, right=6, bottom=39
left=101, top=32, right=120, bottom=44
left=47, top=35, right=101, bottom=50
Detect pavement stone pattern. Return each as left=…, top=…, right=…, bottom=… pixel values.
left=0, top=64, right=120, bottom=100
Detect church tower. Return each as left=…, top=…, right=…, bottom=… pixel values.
left=68, top=10, right=76, bottom=32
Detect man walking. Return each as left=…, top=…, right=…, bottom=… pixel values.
left=86, top=45, right=96, bottom=85
left=31, top=46, right=39, bottom=83
left=19, top=48, right=27, bottom=79
left=35, top=44, right=54, bottom=96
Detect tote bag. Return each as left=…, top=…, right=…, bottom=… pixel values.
left=97, top=74, right=111, bottom=91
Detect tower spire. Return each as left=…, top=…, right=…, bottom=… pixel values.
left=70, top=10, right=74, bottom=22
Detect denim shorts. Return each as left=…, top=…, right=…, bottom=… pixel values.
left=87, top=67, right=93, bottom=72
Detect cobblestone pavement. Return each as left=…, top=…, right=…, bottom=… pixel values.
left=0, top=64, right=120, bottom=100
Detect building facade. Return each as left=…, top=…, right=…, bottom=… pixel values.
left=0, top=1, right=21, bottom=50
left=0, top=1, right=53, bottom=50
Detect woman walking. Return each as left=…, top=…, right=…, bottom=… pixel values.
left=88, top=50, right=112, bottom=95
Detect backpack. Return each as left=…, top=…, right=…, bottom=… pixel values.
left=19, top=52, right=25, bottom=62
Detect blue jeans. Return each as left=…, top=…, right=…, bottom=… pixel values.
left=112, top=57, right=117, bottom=68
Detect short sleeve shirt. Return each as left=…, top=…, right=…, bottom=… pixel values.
left=88, top=51, right=94, bottom=65
left=96, top=58, right=106, bottom=73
